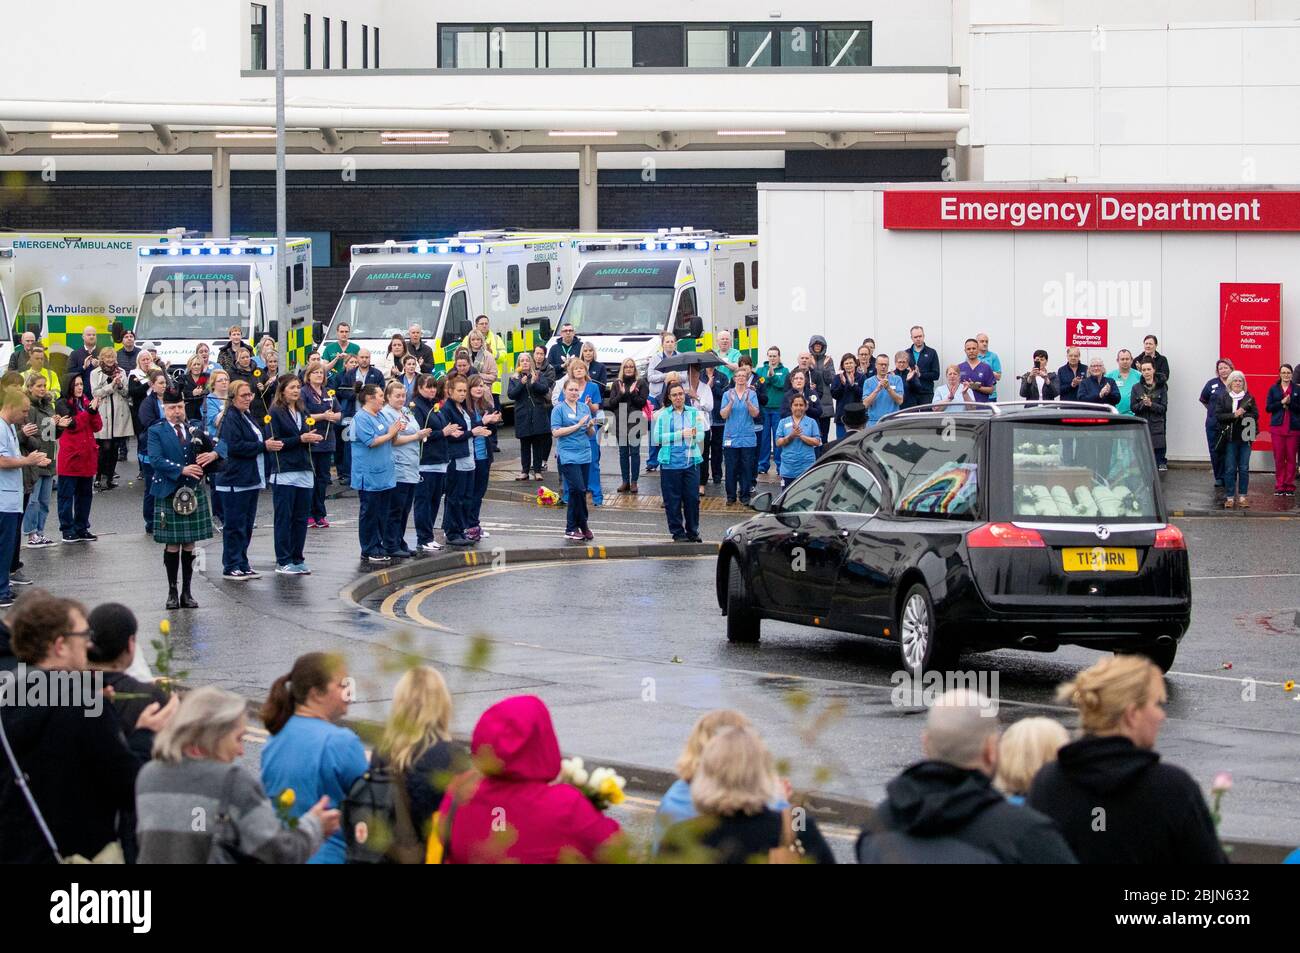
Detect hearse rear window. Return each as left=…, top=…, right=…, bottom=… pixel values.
left=865, top=428, right=979, bottom=518
left=1010, top=421, right=1157, bottom=519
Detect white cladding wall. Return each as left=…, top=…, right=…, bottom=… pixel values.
left=971, top=21, right=1300, bottom=183
left=758, top=185, right=1300, bottom=463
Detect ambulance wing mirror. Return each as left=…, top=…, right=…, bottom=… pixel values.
left=109, top=321, right=126, bottom=344
left=267, top=319, right=280, bottom=344
left=16, top=290, right=43, bottom=342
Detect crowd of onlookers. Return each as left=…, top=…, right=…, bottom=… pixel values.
left=0, top=589, right=1247, bottom=864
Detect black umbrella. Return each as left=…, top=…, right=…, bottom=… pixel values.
left=655, top=350, right=725, bottom=372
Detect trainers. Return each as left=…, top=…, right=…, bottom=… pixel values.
left=275, top=565, right=303, bottom=575
left=420, top=541, right=442, bottom=552
left=317, top=518, right=330, bottom=528
left=25, top=533, right=39, bottom=547
left=79, top=532, right=98, bottom=542
left=364, top=554, right=391, bottom=563
left=447, top=535, right=474, bottom=547
left=565, top=530, right=585, bottom=541
left=294, top=563, right=312, bottom=575
left=62, top=535, right=83, bottom=544
left=9, top=572, right=32, bottom=586
left=0, top=596, right=12, bottom=609
left=582, top=529, right=594, bottom=541
left=307, top=518, right=318, bottom=529
left=222, top=570, right=253, bottom=580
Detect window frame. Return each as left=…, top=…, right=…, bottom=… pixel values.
left=362, top=25, right=369, bottom=69
left=303, top=14, right=311, bottom=69
left=250, top=4, right=267, bottom=71
left=775, top=463, right=840, bottom=514
left=322, top=17, right=331, bottom=69
left=341, top=20, right=348, bottom=69
left=824, top=462, right=883, bottom=517
left=525, top=261, right=551, bottom=292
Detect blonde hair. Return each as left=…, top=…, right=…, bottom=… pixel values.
left=690, top=725, right=777, bottom=817
left=152, top=686, right=247, bottom=763
left=994, top=717, right=1069, bottom=796
left=378, top=667, right=453, bottom=773
left=1057, top=655, right=1160, bottom=735
left=98, top=346, right=117, bottom=362
left=674, top=709, right=750, bottom=782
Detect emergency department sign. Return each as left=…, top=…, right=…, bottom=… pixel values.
left=1067, top=318, right=1108, bottom=348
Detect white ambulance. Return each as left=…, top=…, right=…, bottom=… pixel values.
left=0, top=229, right=190, bottom=373
left=132, top=238, right=314, bottom=371
left=550, top=230, right=760, bottom=380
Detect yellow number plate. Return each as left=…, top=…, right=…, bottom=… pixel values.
left=1062, top=547, right=1138, bottom=573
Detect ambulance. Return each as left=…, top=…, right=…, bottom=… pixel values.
left=0, top=229, right=190, bottom=374
left=550, top=230, right=760, bottom=381
left=131, top=237, right=314, bottom=371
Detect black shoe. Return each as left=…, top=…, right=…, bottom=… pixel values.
left=180, top=591, right=199, bottom=609
left=166, top=588, right=180, bottom=610
left=9, top=573, right=32, bottom=587
left=687, top=533, right=703, bottom=543
left=79, top=532, right=98, bottom=541
left=672, top=533, right=688, bottom=542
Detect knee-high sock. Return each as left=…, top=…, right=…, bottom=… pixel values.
left=180, top=550, right=195, bottom=591
left=163, top=549, right=180, bottom=587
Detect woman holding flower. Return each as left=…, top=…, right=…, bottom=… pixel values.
left=214, top=380, right=280, bottom=579
left=431, top=695, right=622, bottom=864
left=302, top=364, right=341, bottom=528
left=464, top=375, right=500, bottom=542
left=251, top=350, right=280, bottom=421
left=268, top=375, right=324, bottom=575
left=1027, top=654, right=1227, bottom=864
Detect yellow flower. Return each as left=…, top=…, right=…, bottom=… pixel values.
left=158, top=619, right=170, bottom=636
left=278, top=788, right=295, bottom=809
left=1286, top=680, right=1296, bottom=693
left=327, top=389, right=336, bottom=397
left=254, top=369, right=262, bottom=378
left=263, top=415, right=272, bottom=424
left=305, top=417, right=316, bottom=426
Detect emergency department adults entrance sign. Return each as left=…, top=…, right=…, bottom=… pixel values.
left=882, top=191, right=1300, bottom=231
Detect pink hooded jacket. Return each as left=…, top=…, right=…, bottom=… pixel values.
left=438, top=696, right=620, bottom=864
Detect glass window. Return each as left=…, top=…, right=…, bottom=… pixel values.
left=293, top=263, right=305, bottom=292
left=303, top=14, right=311, bottom=69
left=322, top=17, right=331, bottom=69
left=634, top=25, right=683, bottom=67
left=823, top=27, right=871, bottom=66
left=526, top=261, right=551, bottom=292
left=1009, top=421, right=1158, bottom=520
left=443, top=28, right=486, bottom=68
left=687, top=29, right=728, bottom=67
left=825, top=464, right=882, bottom=515
left=546, top=30, right=585, bottom=68
left=442, top=292, right=470, bottom=344
left=363, top=25, right=369, bottom=69
left=735, top=29, right=773, bottom=67
left=592, top=30, right=633, bottom=67
left=507, top=265, right=520, bottom=304
left=779, top=465, right=836, bottom=514
left=778, top=26, right=814, bottom=66
left=751, top=260, right=758, bottom=289
left=866, top=427, right=980, bottom=518
left=250, top=4, right=267, bottom=70
left=374, top=27, right=380, bottom=68
left=341, top=21, right=348, bottom=68
left=733, top=262, right=745, bottom=303
left=496, top=30, right=537, bottom=68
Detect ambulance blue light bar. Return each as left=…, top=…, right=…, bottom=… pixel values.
left=140, top=244, right=277, bottom=257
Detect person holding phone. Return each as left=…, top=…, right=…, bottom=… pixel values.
left=1020, top=349, right=1060, bottom=401
left=551, top=378, right=597, bottom=542
left=90, top=347, right=132, bottom=490
left=830, top=354, right=866, bottom=438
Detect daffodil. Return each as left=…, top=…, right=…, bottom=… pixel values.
left=254, top=369, right=262, bottom=378
left=327, top=389, right=336, bottom=397
left=278, top=788, right=296, bottom=808
left=158, top=618, right=170, bottom=636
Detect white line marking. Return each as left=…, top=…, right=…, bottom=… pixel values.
left=1191, top=573, right=1300, bottom=581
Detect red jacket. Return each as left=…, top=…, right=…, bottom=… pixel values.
left=55, top=403, right=103, bottom=478
left=438, top=696, right=620, bottom=864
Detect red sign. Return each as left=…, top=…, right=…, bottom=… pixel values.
left=883, top=191, right=1300, bottom=231
left=1219, top=282, right=1282, bottom=451
left=1066, top=318, right=1108, bottom=348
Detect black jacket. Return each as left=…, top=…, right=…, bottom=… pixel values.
left=267, top=405, right=314, bottom=475
left=508, top=371, right=554, bottom=439
left=0, top=675, right=152, bottom=863
left=1214, top=389, right=1259, bottom=444
left=1131, top=379, right=1168, bottom=451
left=663, top=808, right=836, bottom=865
left=603, top=376, right=649, bottom=440
left=779, top=379, right=825, bottom=420
left=1134, top=350, right=1170, bottom=386
left=1020, top=370, right=1060, bottom=401
left=0, top=620, right=16, bottom=674
left=1057, top=362, right=1088, bottom=402
left=1028, top=736, right=1227, bottom=865
left=857, top=761, right=1076, bottom=864
left=905, top=345, right=941, bottom=404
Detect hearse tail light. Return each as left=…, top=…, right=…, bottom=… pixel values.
left=1153, top=525, right=1186, bottom=550
left=967, top=523, right=1045, bottom=548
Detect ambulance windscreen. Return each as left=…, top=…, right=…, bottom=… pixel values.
left=563, top=261, right=679, bottom=336
left=135, top=265, right=254, bottom=340
left=330, top=265, right=452, bottom=338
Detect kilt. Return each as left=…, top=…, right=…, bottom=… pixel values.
left=152, top=486, right=215, bottom=545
